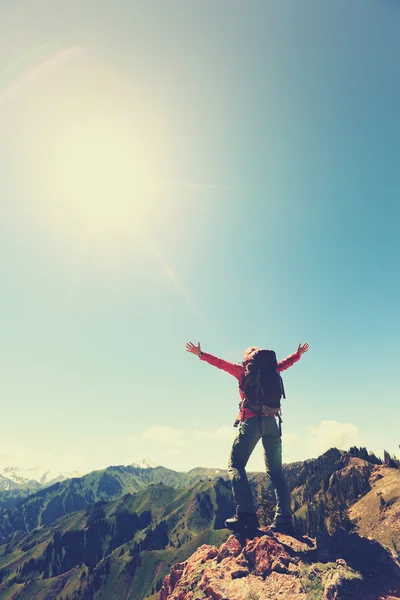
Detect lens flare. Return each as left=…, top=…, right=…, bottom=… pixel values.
left=0, top=45, right=84, bottom=108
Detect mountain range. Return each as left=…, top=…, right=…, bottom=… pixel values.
left=0, top=463, right=228, bottom=545
left=0, top=446, right=399, bottom=599
left=0, top=466, right=82, bottom=491
left=0, top=459, right=161, bottom=494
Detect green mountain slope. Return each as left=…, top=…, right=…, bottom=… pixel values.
left=0, top=465, right=228, bottom=546
left=349, top=464, right=400, bottom=550
left=0, top=478, right=234, bottom=600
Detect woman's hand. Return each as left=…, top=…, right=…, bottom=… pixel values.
left=186, top=341, right=202, bottom=356
left=297, top=342, right=309, bottom=356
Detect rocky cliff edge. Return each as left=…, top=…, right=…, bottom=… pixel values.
left=160, top=530, right=400, bottom=600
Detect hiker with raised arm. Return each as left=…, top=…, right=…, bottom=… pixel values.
left=185, top=340, right=309, bottom=536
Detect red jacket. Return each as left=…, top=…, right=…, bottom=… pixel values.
left=199, top=350, right=301, bottom=422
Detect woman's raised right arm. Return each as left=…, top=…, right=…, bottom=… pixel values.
left=186, top=341, right=243, bottom=380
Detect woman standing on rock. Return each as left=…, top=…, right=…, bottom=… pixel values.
left=185, top=340, right=309, bottom=535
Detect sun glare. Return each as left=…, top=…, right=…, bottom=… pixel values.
left=46, top=120, right=152, bottom=238
left=4, top=49, right=173, bottom=269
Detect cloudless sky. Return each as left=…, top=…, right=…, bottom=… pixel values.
left=1, top=0, right=399, bottom=475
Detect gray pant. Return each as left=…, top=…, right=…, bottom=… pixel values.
left=228, top=416, right=292, bottom=522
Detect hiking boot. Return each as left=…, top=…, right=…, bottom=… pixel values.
left=268, top=520, right=295, bottom=536
left=225, top=512, right=259, bottom=532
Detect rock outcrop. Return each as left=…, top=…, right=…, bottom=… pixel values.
left=160, top=530, right=400, bottom=600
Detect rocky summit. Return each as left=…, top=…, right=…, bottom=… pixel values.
left=159, top=530, right=400, bottom=600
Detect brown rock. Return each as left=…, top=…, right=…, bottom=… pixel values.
left=159, top=531, right=400, bottom=600
left=217, top=535, right=242, bottom=560
left=159, top=562, right=185, bottom=600
left=159, top=534, right=309, bottom=600
left=231, top=568, right=250, bottom=579
left=242, top=535, right=292, bottom=578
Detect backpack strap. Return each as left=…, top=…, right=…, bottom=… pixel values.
left=278, top=374, right=285, bottom=436
left=279, top=374, right=286, bottom=399
left=277, top=411, right=283, bottom=437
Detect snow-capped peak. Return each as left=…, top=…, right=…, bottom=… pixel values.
left=0, top=466, right=82, bottom=488
left=131, top=458, right=158, bottom=469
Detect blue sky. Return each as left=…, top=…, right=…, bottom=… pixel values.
left=0, top=0, right=399, bottom=475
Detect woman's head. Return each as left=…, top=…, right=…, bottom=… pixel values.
left=243, top=346, right=260, bottom=362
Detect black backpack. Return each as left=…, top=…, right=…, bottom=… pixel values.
left=240, top=349, right=285, bottom=411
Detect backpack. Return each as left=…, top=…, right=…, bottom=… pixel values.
left=240, top=349, right=285, bottom=413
